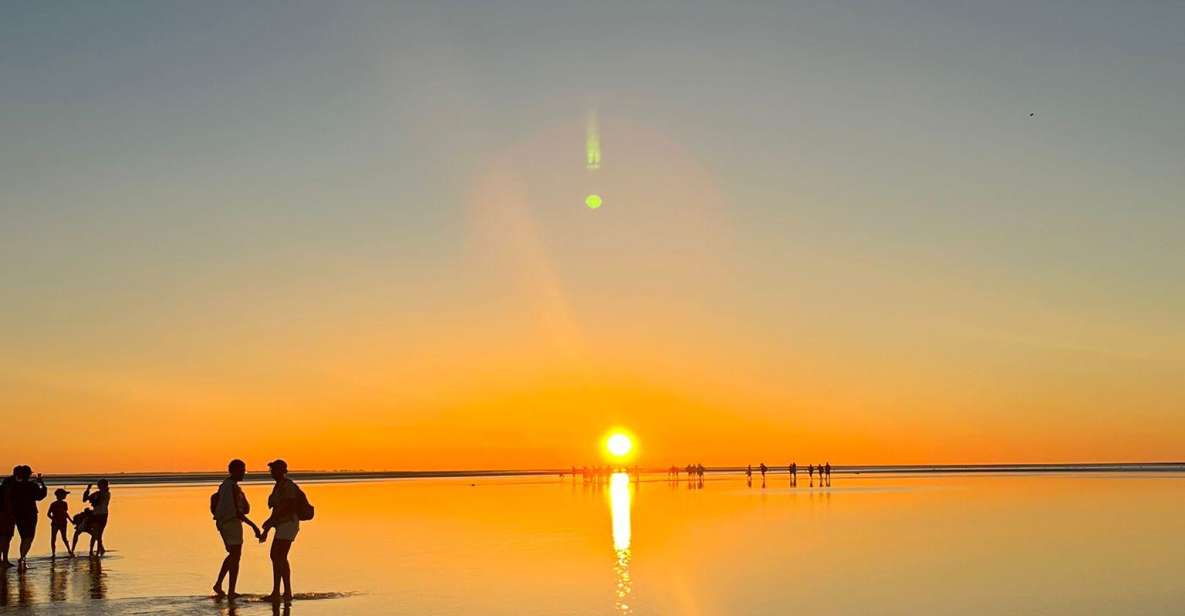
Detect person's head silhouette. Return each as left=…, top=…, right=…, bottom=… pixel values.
left=267, top=459, right=288, bottom=481
left=228, top=459, right=247, bottom=481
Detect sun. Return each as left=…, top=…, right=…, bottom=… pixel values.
left=607, top=433, right=632, bottom=456
left=603, top=430, right=635, bottom=462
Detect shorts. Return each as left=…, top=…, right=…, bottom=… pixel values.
left=52, top=522, right=69, bottom=533
left=89, top=514, right=109, bottom=534
left=217, top=519, right=244, bottom=547
left=273, top=519, right=299, bottom=542
left=15, top=515, right=37, bottom=539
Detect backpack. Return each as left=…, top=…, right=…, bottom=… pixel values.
left=209, top=491, right=220, bottom=518
left=295, top=486, right=315, bottom=521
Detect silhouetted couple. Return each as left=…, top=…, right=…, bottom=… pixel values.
left=213, top=459, right=312, bottom=604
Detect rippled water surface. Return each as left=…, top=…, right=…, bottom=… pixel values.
left=2, top=472, right=1182, bottom=614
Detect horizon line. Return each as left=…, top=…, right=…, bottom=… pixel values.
left=30, top=461, right=1185, bottom=485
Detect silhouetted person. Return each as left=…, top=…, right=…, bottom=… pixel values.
left=260, top=459, right=305, bottom=604
left=213, top=459, right=262, bottom=599
left=8, top=466, right=47, bottom=570
left=80, top=480, right=110, bottom=557
left=746, top=465, right=752, bottom=486
left=759, top=463, right=768, bottom=480
left=0, top=470, right=14, bottom=568
left=825, top=462, right=832, bottom=485
left=47, top=488, right=73, bottom=558
left=808, top=464, right=814, bottom=485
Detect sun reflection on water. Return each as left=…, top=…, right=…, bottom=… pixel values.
left=609, top=472, right=632, bottom=614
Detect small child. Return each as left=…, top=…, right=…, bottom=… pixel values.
left=70, top=507, right=93, bottom=556
left=47, top=488, right=74, bottom=558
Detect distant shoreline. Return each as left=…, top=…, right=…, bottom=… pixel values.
left=38, top=462, right=1185, bottom=486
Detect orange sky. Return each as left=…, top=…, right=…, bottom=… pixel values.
left=4, top=5, right=1184, bottom=473
left=5, top=121, right=1182, bottom=472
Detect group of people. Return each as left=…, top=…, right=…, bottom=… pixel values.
left=211, top=458, right=311, bottom=604
left=665, top=464, right=706, bottom=480
left=0, top=458, right=312, bottom=607
left=0, top=466, right=111, bottom=570
left=746, top=462, right=833, bottom=486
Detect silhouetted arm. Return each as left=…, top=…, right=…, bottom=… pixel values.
left=235, top=486, right=261, bottom=536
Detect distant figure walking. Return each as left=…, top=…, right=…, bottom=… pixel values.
left=212, top=459, right=262, bottom=599
left=808, top=464, right=814, bottom=485
left=8, top=466, right=48, bottom=570
left=759, top=463, right=768, bottom=480
left=260, top=459, right=311, bottom=604
left=47, top=488, right=74, bottom=558
left=77, top=480, right=111, bottom=557
left=746, top=464, right=752, bottom=485
left=825, top=462, right=832, bottom=485
left=789, top=462, right=797, bottom=486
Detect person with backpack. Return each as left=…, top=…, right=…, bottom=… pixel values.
left=259, top=459, right=313, bottom=604
left=212, top=459, right=261, bottom=599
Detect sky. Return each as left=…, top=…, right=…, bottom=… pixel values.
left=2, top=1, right=1183, bottom=472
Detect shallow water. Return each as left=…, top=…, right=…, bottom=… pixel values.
left=2, top=473, right=1182, bottom=614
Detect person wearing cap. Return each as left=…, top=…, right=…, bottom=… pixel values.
left=259, top=459, right=301, bottom=603
left=212, top=459, right=261, bottom=599
left=47, top=487, right=74, bottom=558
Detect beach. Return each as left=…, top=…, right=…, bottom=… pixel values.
left=3, top=471, right=1182, bottom=615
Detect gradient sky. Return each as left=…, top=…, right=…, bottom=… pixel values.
left=3, top=1, right=1183, bottom=472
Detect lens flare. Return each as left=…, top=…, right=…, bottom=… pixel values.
left=587, top=111, right=601, bottom=170
left=586, top=194, right=603, bottom=209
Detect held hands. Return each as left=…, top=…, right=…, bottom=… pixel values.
left=258, top=528, right=270, bottom=543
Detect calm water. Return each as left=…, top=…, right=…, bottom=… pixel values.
left=2, top=473, right=1182, bottom=615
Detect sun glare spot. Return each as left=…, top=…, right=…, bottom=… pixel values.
left=606, top=433, right=633, bottom=458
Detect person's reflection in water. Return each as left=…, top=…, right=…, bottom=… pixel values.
left=270, top=600, right=292, bottom=616
left=49, top=559, right=68, bottom=602
left=17, top=565, right=34, bottom=605
left=87, top=554, right=107, bottom=599
left=608, top=472, right=633, bottom=614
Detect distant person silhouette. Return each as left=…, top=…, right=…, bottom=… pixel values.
left=47, top=488, right=74, bottom=558
left=759, top=463, right=768, bottom=480
left=8, top=466, right=47, bottom=570
left=259, top=459, right=310, bottom=604
left=746, top=464, right=752, bottom=485
left=79, top=480, right=111, bottom=557
left=808, top=464, right=814, bottom=485
left=825, top=462, right=832, bottom=484
left=213, top=459, right=262, bottom=599
left=0, top=470, right=15, bottom=568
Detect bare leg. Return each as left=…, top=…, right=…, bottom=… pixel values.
left=267, top=539, right=293, bottom=602
left=214, top=544, right=242, bottom=597
left=18, top=531, right=34, bottom=568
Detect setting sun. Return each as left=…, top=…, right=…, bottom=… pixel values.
left=605, top=432, right=634, bottom=459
